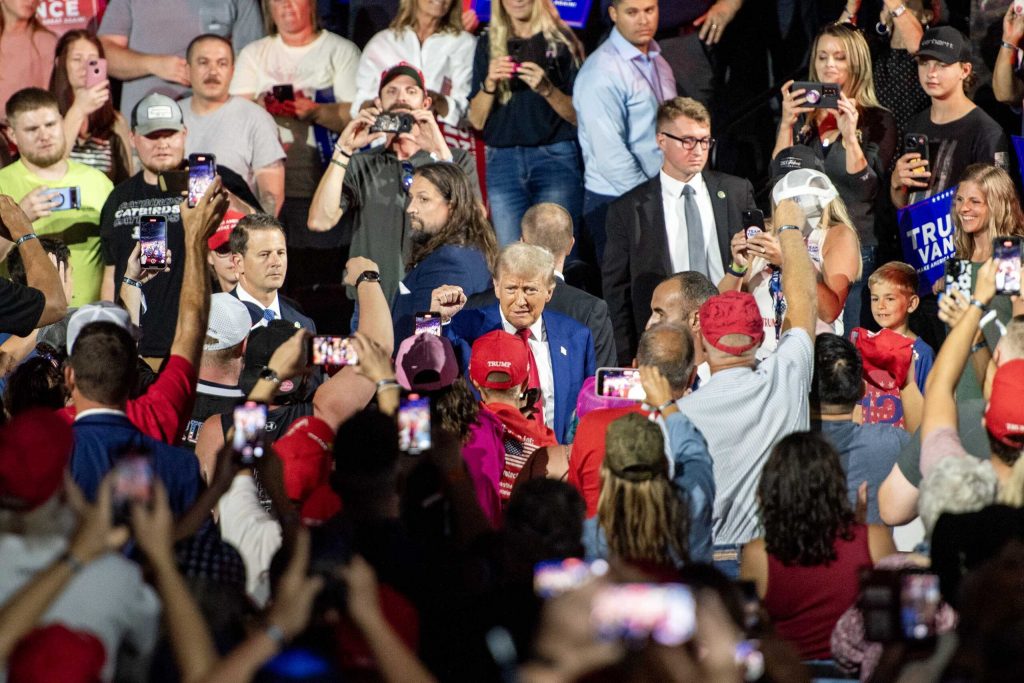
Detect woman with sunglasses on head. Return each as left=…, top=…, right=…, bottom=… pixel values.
left=466, top=0, right=584, bottom=246
left=49, top=30, right=133, bottom=185
left=775, top=23, right=894, bottom=332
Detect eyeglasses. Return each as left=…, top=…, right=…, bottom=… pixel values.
left=401, top=161, right=415, bottom=192
left=660, top=132, right=716, bottom=150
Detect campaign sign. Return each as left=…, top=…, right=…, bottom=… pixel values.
left=897, top=186, right=957, bottom=293
left=472, top=0, right=592, bottom=27
left=37, top=0, right=105, bottom=36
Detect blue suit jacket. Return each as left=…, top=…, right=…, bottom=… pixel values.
left=445, top=305, right=596, bottom=443
left=229, top=287, right=317, bottom=333
left=71, top=413, right=200, bottom=516
left=391, top=245, right=492, bottom=341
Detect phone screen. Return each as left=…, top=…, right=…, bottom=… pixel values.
left=233, top=401, right=267, bottom=465
left=310, top=336, right=358, bottom=366
left=595, top=367, right=646, bottom=401
left=415, top=311, right=442, bottom=336
left=398, top=395, right=431, bottom=454
left=112, top=453, right=154, bottom=523
left=591, top=584, right=696, bottom=646
left=272, top=84, right=295, bottom=101
left=49, top=187, right=81, bottom=212
left=534, top=558, right=608, bottom=598
left=188, top=153, right=216, bottom=208
left=743, top=209, right=765, bottom=239
left=139, top=216, right=168, bottom=269
left=994, top=237, right=1021, bottom=295
left=900, top=573, right=940, bottom=640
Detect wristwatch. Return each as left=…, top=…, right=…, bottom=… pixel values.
left=355, top=270, right=381, bottom=287
left=258, top=367, right=281, bottom=385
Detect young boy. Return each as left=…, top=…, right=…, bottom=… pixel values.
left=856, top=261, right=935, bottom=427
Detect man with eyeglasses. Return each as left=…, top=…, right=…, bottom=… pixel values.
left=603, top=96, right=758, bottom=363
left=308, top=63, right=480, bottom=304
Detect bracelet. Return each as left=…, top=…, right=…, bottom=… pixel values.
left=14, top=233, right=37, bottom=248
left=122, top=276, right=142, bottom=289
left=654, top=399, right=675, bottom=414
left=265, top=624, right=287, bottom=651
left=890, top=3, right=907, bottom=17
left=1003, top=40, right=1019, bottom=52
left=376, top=378, right=401, bottom=393
left=480, top=82, right=497, bottom=95
left=330, top=158, right=348, bottom=170
left=333, top=144, right=351, bottom=159
left=727, top=262, right=748, bottom=277
left=60, top=550, right=85, bottom=574
left=777, top=224, right=801, bottom=235
left=969, top=298, right=987, bottom=312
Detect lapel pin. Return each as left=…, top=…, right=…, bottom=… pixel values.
left=560, top=346, right=567, bottom=356
left=717, top=190, right=726, bottom=199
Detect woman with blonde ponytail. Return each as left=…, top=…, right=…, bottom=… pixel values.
left=467, top=0, right=584, bottom=246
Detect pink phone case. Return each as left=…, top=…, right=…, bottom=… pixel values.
left=85, top=58, right=107, bottom=88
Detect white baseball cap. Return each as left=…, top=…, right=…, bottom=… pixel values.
left=67, top=302, right=135, bottom=354
left=205, top=293, right=251, bottom=351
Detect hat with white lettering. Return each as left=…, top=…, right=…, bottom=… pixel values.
left=916, top=26, right=972, bottom=65
left=131, top=93, right=185, bottom=135
left=396, top=332, right=459, bottom=392
left=470, top=330, right=530, bottom=391
left=985, top=359, right=1024, bottom=448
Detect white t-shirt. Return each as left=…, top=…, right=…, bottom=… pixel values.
left=351, top=26, right=477, bottom=126
left=180, top=96, right=286, bottom=194
left=677, top=328, right=814, bottom=546
left=231, top=32, right=361, bottom=196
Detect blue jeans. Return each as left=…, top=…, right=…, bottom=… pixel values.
left=485, top=140, right=584, bottom=247
left=712, top=543, right=743, bottom=580
left=843, top=245, right=877, bottom=333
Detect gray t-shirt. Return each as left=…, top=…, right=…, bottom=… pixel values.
left=181, top=96, right=285, bottom=193
left=99, top=0, right=264, bottom=118
left=677, top=328, right=814, bottom=546
left=342, top=146, right=480, bottom=303
left=813, top=419, right=910, bottom=525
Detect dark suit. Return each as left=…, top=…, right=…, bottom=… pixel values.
left=229, top=286, right=317, bottom=333
left=602, top=170, right=757, bottom=364
left=444, top=304, right=596, bottom=444
left=466, top=276, right=617, bottom=369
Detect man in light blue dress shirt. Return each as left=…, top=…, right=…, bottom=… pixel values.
left=573, top=0, right=677, bottom=266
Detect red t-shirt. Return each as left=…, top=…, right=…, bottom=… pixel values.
left=763, top=523, right=873, bottom=660
left=61, top=355, right=197, bottom=445
left=567, top=406, right=646, bottom=518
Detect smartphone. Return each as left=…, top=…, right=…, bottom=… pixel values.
left=232, top=401, right=268, bottom=465
left=994, top=236, right=1022, bottom=295
left=508, top=36, right=548, bottom=68
left=900, top=573, right=941, bottom=641
left=369, top=113, right=414, bottom=134
left=398, top=394, right=431, bottom=454
left=309, top=335, right=358, bottom=366
left=158, top=169, right=189, bottom=195
left=595, top=367, right=645, bottom=401
left=742, top=209, right=766, bottom=239
left=415, top=311, right=442, bottom=336
left=271, top=84, right=295, bottom=102
left=944, top=258, right=972, bottom=296
left=85, top=58, right=107, bottom=88
left=138, top=215, right=168, bottom=269
left=48, top=186, right=81, bottom=212
left=904, top=133, right=929, bottom=174
left=188, top=153, right=216, bottom=208
left=791, top=81, right=840, bottom=109
left=591, top=584, right=696, bottom=646
left=112, top=452, right=154, bottom=524
left=534, top=558, right=608, bottom=599
left=860, top=569, right=940, bottom=642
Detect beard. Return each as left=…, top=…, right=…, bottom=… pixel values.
left=23, top=146, right=65, bottom=169
left=409, top=223, right=433, bottom=246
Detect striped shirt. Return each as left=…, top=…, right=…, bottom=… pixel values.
left=677, top=329, right=814, bottom=545
left=70, top=136, right=114, bottom=177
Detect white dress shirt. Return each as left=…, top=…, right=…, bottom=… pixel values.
left=660, top=171, right=724, bottom=283
left=499, top=309, right=555, bottom=430
left=236, top=285, right=281, bottom=327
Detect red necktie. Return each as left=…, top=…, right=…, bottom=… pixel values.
left=517, top=328, right=544, bottom=428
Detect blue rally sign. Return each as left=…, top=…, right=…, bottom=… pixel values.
left=897, top=186, right=957, bottom=294
left=473, top=0, right=593, bottom=27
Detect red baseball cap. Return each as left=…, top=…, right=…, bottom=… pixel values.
left=851, top=327, right=914, bottom=391
left=8, top=624, right=106, bottom=683
left=0, top=409, right=73, bottom=511
left=470, top=330, right=530, bottom=390
left=207, top=209, right=246, bottom=251
left=395, top=333, right=459, bottom=392
left=274, top=416, right=335, bottom=502
left=699, top=291, right=765, bottom=355
left=379, top=61, right=426, bottom=92
left=985, top=359, right=1024, bottom=448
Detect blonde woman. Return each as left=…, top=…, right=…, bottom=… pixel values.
left=951, top=163, right=1024, bottom=264
left=721, top=168, right=861, bottom=358
left=350, top=0, right=476, bottom=126
left=467, top=0, right=583, bottom=244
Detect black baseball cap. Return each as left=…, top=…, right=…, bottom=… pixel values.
left=916, top=26, right=972, bottom=64
left=770, top=145, right=825, bottom=186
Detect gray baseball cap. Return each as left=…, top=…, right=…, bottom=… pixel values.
left=131, top=93, right=185, bottom=135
